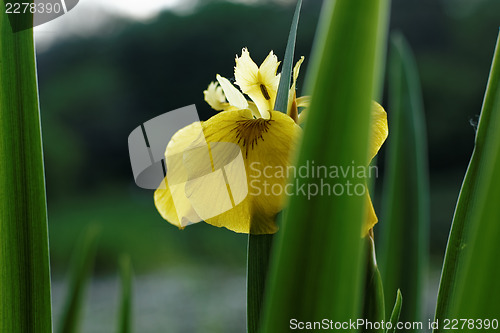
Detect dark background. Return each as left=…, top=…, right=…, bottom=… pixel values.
left=37, top=0, right=500, bottom=275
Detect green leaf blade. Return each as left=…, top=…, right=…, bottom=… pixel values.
left=260, top=0, right=390, bottom=331
left=0, top=4, right=52, bottom=332
left=435, top=30, right=500, bottom=324
left=380, top=33, right=430, bottom=329
left=386, top=290, right=403, bottom=333
left=57, top=226, right=100, bottom=333
left=274, top=0, right=302, bottom=114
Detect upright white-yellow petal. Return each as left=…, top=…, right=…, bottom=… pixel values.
left=287, top=56, right=305, bottom=115
left=204, top=81, right=227, bottom=111
left=293, top=56, right=304, bottom=83
left=234, top=49, right=279, bottom=118
left=259, top=51, right=281, bottom=93
left=216, top=74, right=248, bottom=110
left=234, top=48, right=259, bottom=90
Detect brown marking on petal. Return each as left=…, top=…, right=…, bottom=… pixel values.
left=260, top=84, right=271, bottom=101
left=233, top=117, right=273, bottom=158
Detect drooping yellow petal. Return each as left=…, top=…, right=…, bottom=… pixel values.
left=201, top=109, right=301, bottom=234
left=234, top=48, right=280, bottom=119
left=181, top=140, right=247, bottom=222
left=154, top=179, right=184, bottom=228
left=369, top=102, right=389, bottom=162
left=216, top=74, right=248, bottom=110
left=153, top=109, right=302, bottom=234
left=154, top=122, right=206, bottom=228
left=363, top=191, right=378, bottom=236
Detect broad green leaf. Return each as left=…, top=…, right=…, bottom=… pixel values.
left=117, top=255, right=133, bottom=333
left=246, top=2, right=301, bottom=332
left=435, top=31, right=500, bottom=325
left=260, top=0, right=390, bottom=331
left=380, top=33, right=430, bottom=328
left=386, top=290, right=403, bottom=333
left=57, top=226, right=100, bottom=333
left=0, top=4, right=52, bottom=332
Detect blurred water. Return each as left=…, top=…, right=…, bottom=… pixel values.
left=51, top=265, right=441, bottom=332
left=52, top=267, right=246, bottom=333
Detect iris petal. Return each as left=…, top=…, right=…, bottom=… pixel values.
left=369, top=102, right=389, bottom=162
left=216, top=74, right=249, bottom=110
left=203, top=81, right=227, bottom=111
left=235, top=49, right=280, bottom=118
left=154, top=109, right=302, bottom=234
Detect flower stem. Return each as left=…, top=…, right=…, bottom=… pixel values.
left=247, top=234, right=274, bottom=333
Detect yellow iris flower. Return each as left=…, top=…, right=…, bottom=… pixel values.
left=154, top=48, right=388, bottom=235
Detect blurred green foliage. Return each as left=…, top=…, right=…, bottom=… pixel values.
left=41, top=0, right=321, bottom=274
left=38, top=1, right=321, bottom=199
left=37, top=0, right=500, bottom=273
left=389, top=0, right=500, bottom=257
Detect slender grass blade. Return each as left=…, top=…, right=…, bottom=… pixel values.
left=274, top=0, right=302, bottom=113
left=57, top=226, right=99, bottom=333
left=117, top=255, right=133, bottom=333
left=386, top=290, right=403, bottom=333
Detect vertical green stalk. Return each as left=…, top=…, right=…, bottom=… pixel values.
left=362, top=235, right=385, bottom=333
left=435, top=31, right=500, bottom=326
left=0, top=2, right=52, bottom=332
left=247, top=234, right=273, bottom=333
left=380, top=33, right=430, bottom=328
left=260, top=0, right=389, bottom=331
